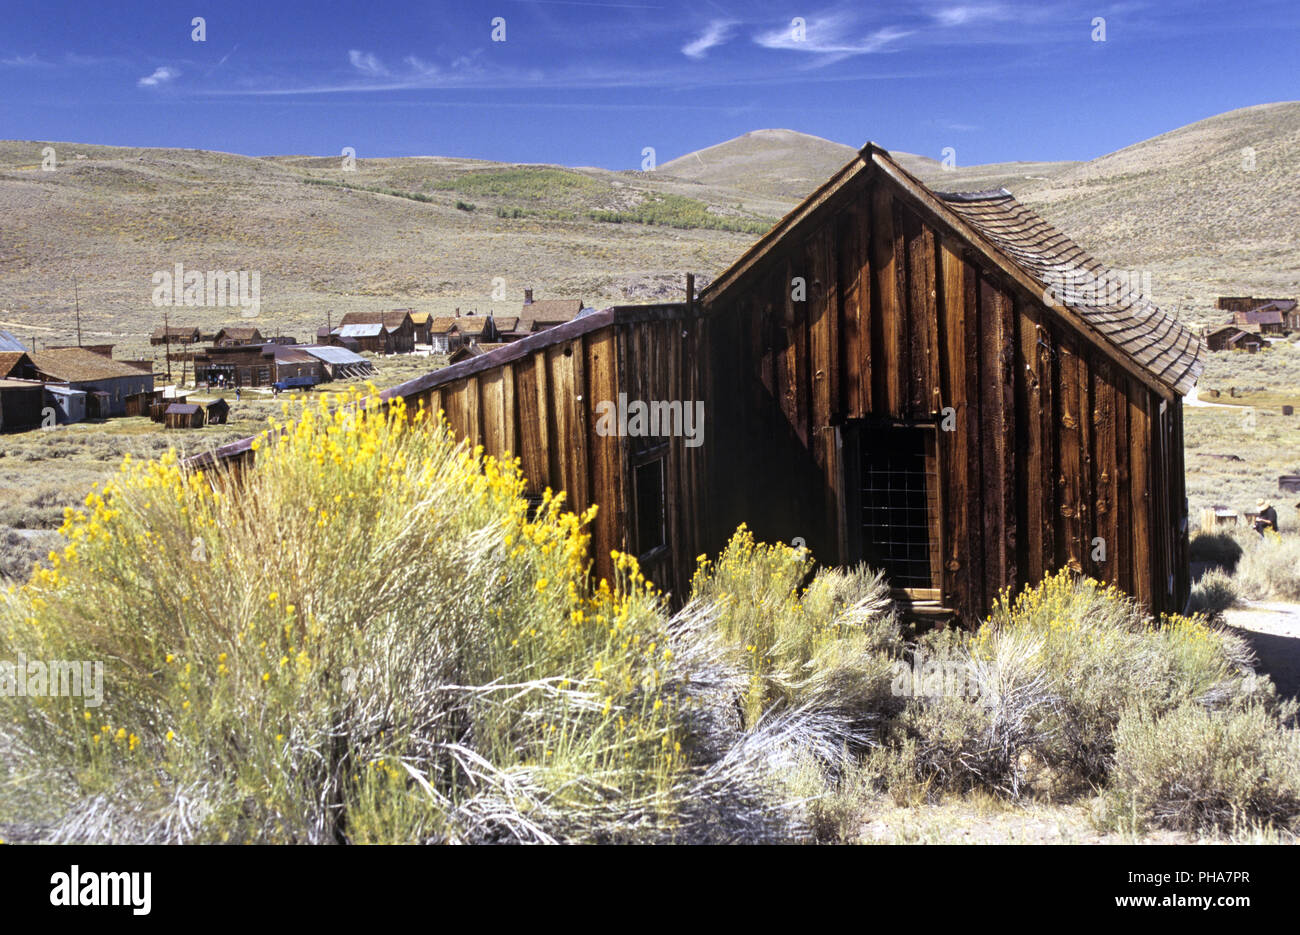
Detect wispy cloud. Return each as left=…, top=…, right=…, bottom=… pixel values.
left=754, top=12, right=913, bottom=61
left=1, top=53, right=47, bottom=67
left=347, top=49, right=389, bottom=77
left=682, top=20, right=735, bottom=59
left=137, top=66, right=180, bottom=87
left=403, top=55, right=440, bottom=77
left=931, top=4, right=1012, bottom=27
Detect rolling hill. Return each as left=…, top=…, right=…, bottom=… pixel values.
left=0, top=102, right=1296, bottom=356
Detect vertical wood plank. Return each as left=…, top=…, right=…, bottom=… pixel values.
left=870, top=185, right=905, bottom=417
left=1128, top=383, right=1153, bottom=608
left=962, top=260, right=986, bottom=620
left=1016, top=303, right=1045, bottom=586
left=1056, top=339, right=1084, bottom=572
left=938, top=239, right=970, bottom=616
left=978, top=274, right=1011, bottom=596
left=1091, top=361, right=1119, bottom=586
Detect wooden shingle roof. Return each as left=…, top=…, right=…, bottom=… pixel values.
left=152, top=325, right=199, bottom=339
left=31, top=348, right=153, bottom=382
left=428, top=317, right=461, bottom=334
left=520, top=299, right=582, bottom=324
left=702, top=144, right=1203, bottom=397
left=937, top=189, right=1204, bottom=395
left=339, top=310, right=412, bottom=332
left=214, top=326, right=264, bottom=341
left=0, top=351, right=35, bottom=378
left=454, top=316, right=491, bottom=336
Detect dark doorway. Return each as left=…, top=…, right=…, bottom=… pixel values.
left=858, top=424, right=940, bottom=591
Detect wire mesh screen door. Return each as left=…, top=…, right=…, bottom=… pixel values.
left=858, top=424, right=941, bottom=592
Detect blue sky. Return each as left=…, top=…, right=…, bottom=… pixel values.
left=2, top=0, right=1295, bottom=169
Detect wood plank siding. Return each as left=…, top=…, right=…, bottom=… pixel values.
left=189, top=145, right=1201, bottom=623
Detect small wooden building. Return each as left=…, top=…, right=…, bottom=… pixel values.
left=206, top=398, right=231, bottom=425
left=337, top=311, right=416, bottom=354
left=0, top=379, right=43, bottom=432
left=151, top=326, right=201, bottom=346
left=428, top=317, right=464, bottom=354
left=125, top=389, right=164, bottom=417
left=409, top=311, right=433, bottom=346
left=165, top=403, right=206, bottom=429
left=1205, top=326, right=1264, bottom=352
left=213, top=326, right=266, bottom=347
left=193, top=144, right=1203, bottom=622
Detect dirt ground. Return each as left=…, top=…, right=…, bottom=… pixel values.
left=1223, top=601, right=1300, bottom=700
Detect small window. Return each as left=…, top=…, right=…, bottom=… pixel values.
left=634, top=458, right=665, bottom=557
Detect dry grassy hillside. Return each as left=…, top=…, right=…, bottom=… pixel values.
left=995, top=102, right=1300, bottom=321
left=0, top=142, right=784, bottom=355
left=658, top=128, right=858, bottom=200
left=2, top=102, right=1295, bottom=351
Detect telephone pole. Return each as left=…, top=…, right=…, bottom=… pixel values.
left=163, top=308, right=173, bottom=384
left=73, top=280, right=82, bottom=347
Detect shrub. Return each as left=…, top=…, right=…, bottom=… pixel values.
left=878, top=571, right=1262, bottom=800
left=975, top=572, right=1255, bottom=787
left=1233, top=530, right=1300, bottom=602
left=1188, top=567, right=1240, bottom=616
left=0, top=527, right=60, bottom=583
left=891, top=625, right=1055, bottom=799
left=0, top=391, right=862, bottom=844
left=1103, top=702, right=1300, bottom=833
left=688, top=528, right=901, bottom=736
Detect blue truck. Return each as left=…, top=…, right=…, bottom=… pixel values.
left=271, top=376, right=319, bottom=392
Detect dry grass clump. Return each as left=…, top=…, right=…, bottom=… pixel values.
left=1102, top=701, right=1300, bottom=834
left=1188, top=567, right=1241, bottom=617
left=688, top=528, right=903, bottom=738
left=864, top=570, right=1292, bottom=831
left=1233, top=530, right=1300, bottom=602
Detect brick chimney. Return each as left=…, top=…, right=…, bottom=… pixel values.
left=524, top=288, right=534, bottom=305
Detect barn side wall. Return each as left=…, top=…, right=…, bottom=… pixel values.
left=392, top=318, right=700, bottom=600
left=702, top=169, right=1190, bottom=623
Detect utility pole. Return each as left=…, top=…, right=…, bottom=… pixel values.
left=164, top=308, right=173, bottom=385
left=74, top=279, right=82, bottom=347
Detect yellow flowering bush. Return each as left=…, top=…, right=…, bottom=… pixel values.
left=690, top=526, right=901, bottom=733
left=929, top=568, right=1266, bottom=792
left=0, top=388, right=803, bottom=843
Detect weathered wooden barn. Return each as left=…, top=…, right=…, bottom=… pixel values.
left=164, top=403, right=206, bottom=429
left=125, top=389, right=163, bottom=417
left=192, top=144, right=1203, bottom=622
left=336, top=311, right=416, bottom=354
left=206, top=397, right=231, bottom=425
left=1205, top=326, right=1264, bottom=353
left=213, top=326, right=266, bottom=347
left=194, top=344, right=324, bottom=388
left=151, top=326, right=201, bottom=346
